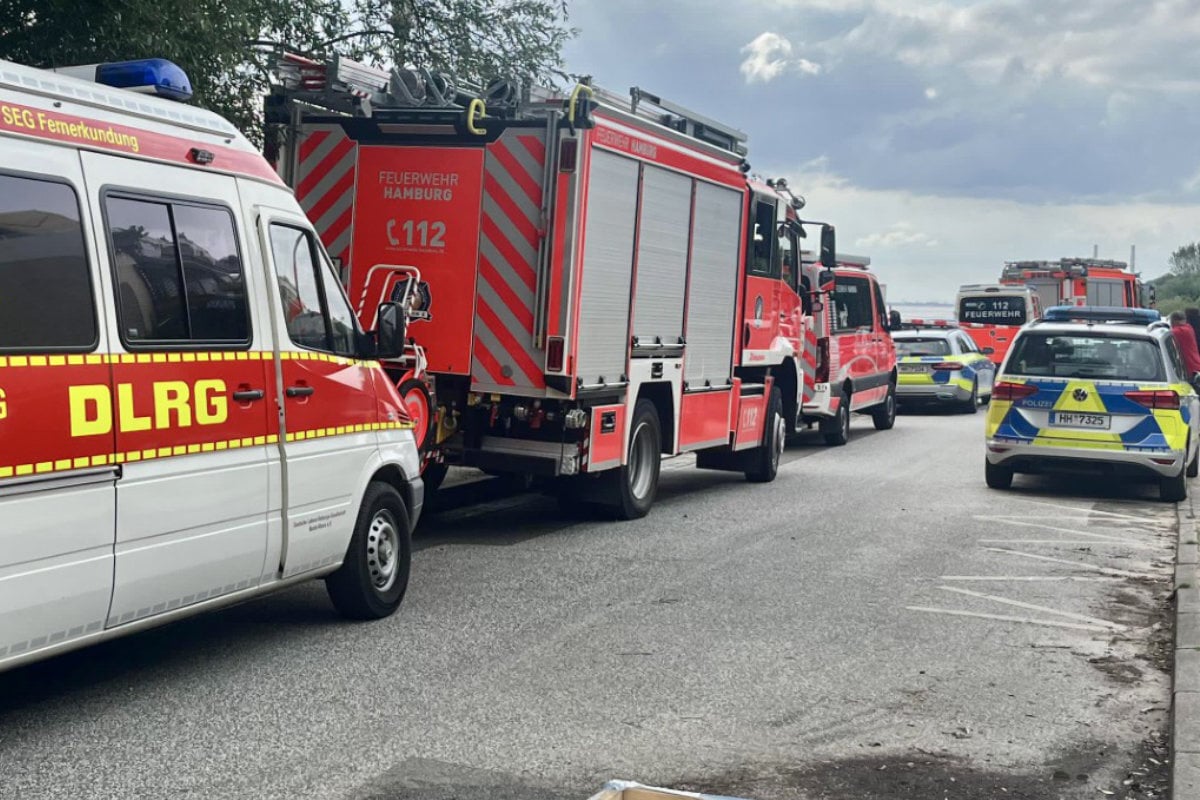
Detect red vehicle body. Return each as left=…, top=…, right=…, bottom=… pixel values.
left=1000, top=258, right=1149, bottom=313
left=955, top=284, right=1042, bottom=365
left=796, top=256, right=898, bottom=444
left=266, top=52, right=836, bottom=518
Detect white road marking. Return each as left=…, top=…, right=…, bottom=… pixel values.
left=983, top=547, right=1155, bottom=579
left=906, top=606, right=1113, bottom=633
left=978, top=539, right=1154, bottom=549
left=1008, top=497, right=1153, bottom=521
left=940, top=576, right=1122, bottom=582
left=974, top=516, right=1153, bottom=543
left=937, top=585, right=1127, bottom=631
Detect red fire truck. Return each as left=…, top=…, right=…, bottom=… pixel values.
left=999, top=258, right=1150, bottom=313
left=265, top=51, right=835, bottom=518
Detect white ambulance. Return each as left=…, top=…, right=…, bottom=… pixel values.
left=0, top=58, right=423, bottom=673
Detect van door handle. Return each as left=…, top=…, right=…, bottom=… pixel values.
left=286, top=385, right=315, bottom=398
left=232, top=388, right=265, bottom=402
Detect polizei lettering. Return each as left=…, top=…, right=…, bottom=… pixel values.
left=378, top=170, right=458, bottom=202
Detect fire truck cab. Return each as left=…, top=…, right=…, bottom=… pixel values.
left=798, top=255, right=898, bottom=445
left=267, top=52, right=825, bottom=519
left=0, top=57, right=423, bottom=674
left=1000, top=258, right=1146, bottom=313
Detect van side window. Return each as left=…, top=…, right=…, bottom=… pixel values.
left=0, top=174, right=97, bottom=351
left=269, top=224, right=357, bottom=356
left=105, top=195, right=249, bottom=346
left=831, top=276, right=874, bottom=331
left=746, top=199, right=778, bottom=278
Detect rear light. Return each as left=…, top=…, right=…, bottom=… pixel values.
left=546, top=336, right=565, bottom=372
left=932, top=362, right=963, bottom=371
left=1125, top=389, right=1180, bottom=410
left=1152, top=457, right=1177, bottom=465
left=987, top=445, right=1011, bottom=453
left=992, top=381, right=1038, bottom=401
left=559, top=138, right=579, bottom=172
left=815, top=338, right=830, bottom=383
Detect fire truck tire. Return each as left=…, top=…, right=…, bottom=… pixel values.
left=423, top=461, right=449, bottom=493
left=821, top=390, right=851, bottom=446
left=396, top=378, right=435, bottom=453
left=985, top=460, right=1014, bottom=490
left=960, top=380, right=979, bottom=414
left=871, top=384, right=897, bottom=431
left=326, top=482, right=412, bottom=620
left=745, top=387, right=784, bottom=483
left=601, top=399, right=661, bottom=520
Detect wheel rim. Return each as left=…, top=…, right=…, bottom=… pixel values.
left=628, top=421, right=657, bottom=500
left=366, top=510, right=401, bottom=592
left=771, top=413, right=785, bottom=469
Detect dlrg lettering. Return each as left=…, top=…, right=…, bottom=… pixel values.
left=69, top=380, right=228, bottom=437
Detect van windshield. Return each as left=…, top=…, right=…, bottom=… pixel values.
left=958, top=296, right=1027, bottom=326
left=1006, top=333, right=1164, bottom=382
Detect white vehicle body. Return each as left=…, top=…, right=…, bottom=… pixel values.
left=0, top=58, right=423, bottom=673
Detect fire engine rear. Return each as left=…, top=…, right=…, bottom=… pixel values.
left=266, top=52, right=832, bottom=518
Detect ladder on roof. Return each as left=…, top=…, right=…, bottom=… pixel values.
left=573, top=83, right=748, bottom=156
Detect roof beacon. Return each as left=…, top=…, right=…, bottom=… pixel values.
left=56, top=58, right=193, bottom=101
left=1042, top=306, right=1160, bottom=325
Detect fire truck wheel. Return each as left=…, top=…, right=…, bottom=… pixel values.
left=422, top=461, right=449, bottom=493
left=745, top=387, right=784, bottom=483
left=325, top=482, right=412, bottom=620
left=396, top=378, right=435, bottom=453
left=821, top=390, right=851, bottom=446
left=871, top=384, right=897, bottom=431
left=602, top=399, right=662, bottom=520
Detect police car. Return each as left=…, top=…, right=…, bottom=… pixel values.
left=893, top=320, right=996, bottom=412
left=984, top=307, right=1200, bottom=501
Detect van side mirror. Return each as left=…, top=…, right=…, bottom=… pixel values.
left=375, top=302, right=406, bottom=359
left=817, top=269, right=836, bottom=293
left=819, top=224, right=837, bottom=270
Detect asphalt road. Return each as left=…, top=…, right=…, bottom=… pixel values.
left=0, top=407, right=1176, bottom=799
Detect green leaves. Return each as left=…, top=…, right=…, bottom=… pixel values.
left=0, top=0, right=573, bottom=145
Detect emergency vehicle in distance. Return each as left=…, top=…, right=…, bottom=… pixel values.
left=0, top=57, right=424, bottom=674
left=1000, top=258, right=1150, bottom=314
left=797, top=254, right=898, bottom=445
left=955, top=284, right=1042, bottom=365
left=267, top=50, right=842, bottom=518
left=893, top=319, right=996, bottom=411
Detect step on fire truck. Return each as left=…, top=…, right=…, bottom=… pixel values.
left=265, top=51, right=836, bottom=518
left=1000, top=258, right=1151, bottom=315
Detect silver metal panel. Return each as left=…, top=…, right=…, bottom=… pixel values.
left=684, top=182, right=743, bottom=386
left=576, top=149, right=639, bottom=384
left=632, top=166, right=691, bottom=346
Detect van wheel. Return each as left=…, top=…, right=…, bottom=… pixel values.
left=1161, top=463, right=1188, bottom=503
left=599, top=399, right=661, bottom=520
left=746, top=387, right=784, bottom=483
left=985, top=460, right=1013, bottom=490
left=960, top=380, right=979, bottom=414
left=326, top=482, right=412, bottom=620
left=872, top=384, right=897, bottom=430
left=821, top=390, right=851, bottom=446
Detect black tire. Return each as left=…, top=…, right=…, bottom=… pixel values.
left=746, top=387, right=784, bottom=483
left=395, top=378, right=435, bottom=452
left=1188, top=439, right=1198, bottom=478
left=985, top=460, right=1013, bottom=490
left=326, top=482, right=412, bottom=620
left=1161, top=463, right=1188, bottom=502
left=599, top=399, right=661, bottom=520
left=422, top=461, right=449, bottom=493
left=960, top=379, right=979, bottom=414
left=872, top=383, right=897, bottom=430
left=821, top=390, right=851, bottom=446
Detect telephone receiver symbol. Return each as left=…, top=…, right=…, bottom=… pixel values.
left=386, top=219, right=400, bottom=246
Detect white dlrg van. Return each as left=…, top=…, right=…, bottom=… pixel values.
left=0, top=58, right=423, bottom=673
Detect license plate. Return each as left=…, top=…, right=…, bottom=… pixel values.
left=899, top=364, right=929, bottom=373
left=1050, top=412, right=1111, bottom=430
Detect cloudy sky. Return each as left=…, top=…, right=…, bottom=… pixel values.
left=562, top=0, right=1200, bottom=302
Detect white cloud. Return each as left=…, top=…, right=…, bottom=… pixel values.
left=924, top=87, right=938, bottom=100
left=856, top=222, right=939, bottom=248
left=739, top=32, right=821, bottom=83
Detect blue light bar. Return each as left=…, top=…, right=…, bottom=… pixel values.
left=95, top=59, right=192, bottom=101
left=1043, top=305, right=1160, bottom=324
